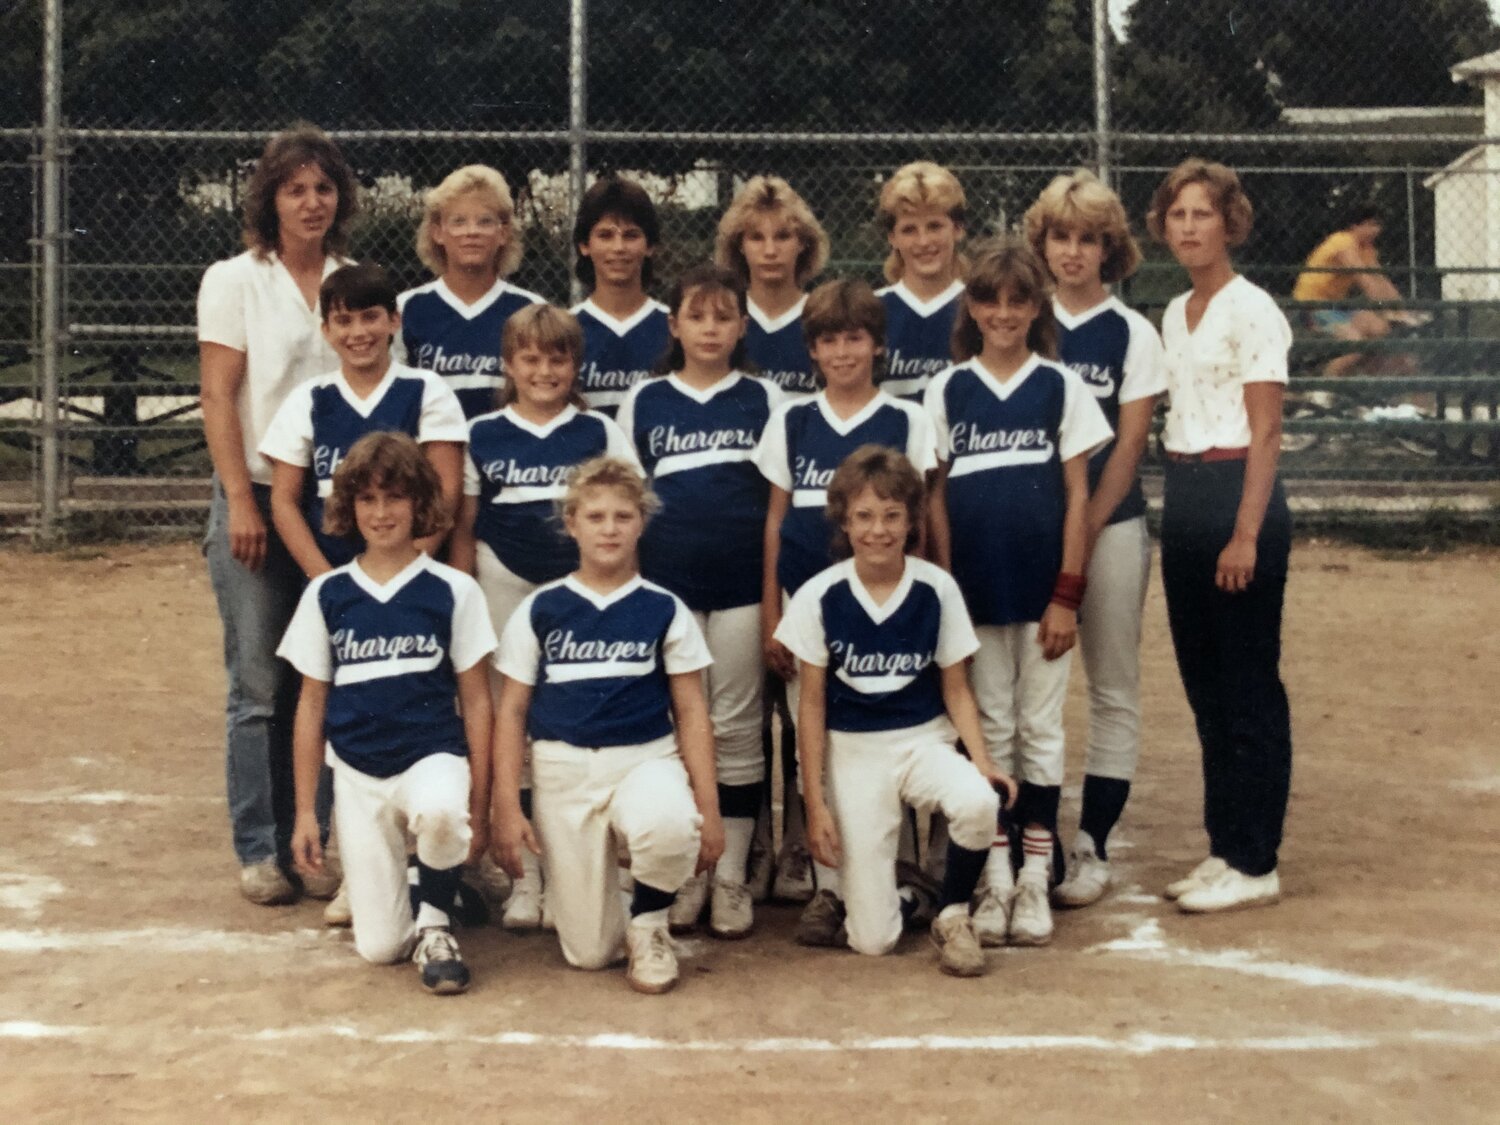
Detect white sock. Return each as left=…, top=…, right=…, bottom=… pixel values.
left=415, top=902, right=450, bottom=930
left=517, top=847, right=542, bottom=889
left=937, top=902, right=968, bottom=923
left=984, top=834, right=1014, bottom=892
left=631, top=907, right=669, bottom=930
left=721, top=817, right=755, bottom=883
left=1021, top=827, right=1052, bottom=883
left=813, top=859, right=841, bottom=895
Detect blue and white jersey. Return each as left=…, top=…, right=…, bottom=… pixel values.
left=278, top=554, right=497, bottom=778
left=877, top=279, right=965, bottom=401
left=1054, top=296, right=1167, bottom=527
left=754, top=390, right=937, bottom=596
left=573, top=298, right=671, bottom=417
left=395, top=278, right=545, bottom=419
left=746, top=295, right=817, bottom=399
left=925, top=355, right=1112, bottom=627
left=617, top=372, right=782, bottom=612
left=463, top=405, right=641, bottom=585
left=259, top=363, right=468, bottom=567
left=775, top=556, right=978, bottom=734
left=497, top=574, right=712, bottom=749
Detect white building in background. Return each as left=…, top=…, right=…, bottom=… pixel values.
left=1426, top=51, right=1500, bottom=300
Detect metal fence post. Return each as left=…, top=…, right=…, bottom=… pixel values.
left=568, top=0, right=588, bottom=305
left=1093, top=0, right=1112, bottom=187
left=37, top=0, right=64, bottom=544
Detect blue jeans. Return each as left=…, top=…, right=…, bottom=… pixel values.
left=204, top=478, right=330, bottom=866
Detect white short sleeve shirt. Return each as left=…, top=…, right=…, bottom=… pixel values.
left=1160, top=276, right=1292, bottom=454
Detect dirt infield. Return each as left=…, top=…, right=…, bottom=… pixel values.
left=2, top=539, right=1498, bottom=1123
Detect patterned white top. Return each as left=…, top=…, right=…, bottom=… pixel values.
left=1160, top=276, right=1291, bottom=454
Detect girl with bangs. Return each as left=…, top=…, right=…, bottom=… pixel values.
left=1023, top=170, right=1167, bottom=910
left=924, top=238, right=1112, bottom=952
left=449, top=303, right=641, bottom=930
left=617, top=264, right=783, bottom=942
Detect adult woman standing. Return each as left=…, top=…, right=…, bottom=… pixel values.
left=1147, top=159, right=1293, bottom=914
left=198, top=123, right=358, bottom=904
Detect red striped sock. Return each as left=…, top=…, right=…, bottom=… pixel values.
left=1021, top=827, right=1052, bottom=880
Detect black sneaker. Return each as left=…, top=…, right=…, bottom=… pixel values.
left=413, top=926, right=470, bottom=995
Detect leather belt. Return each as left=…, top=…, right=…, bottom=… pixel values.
left=1165, top=446, right=1249, bottom=464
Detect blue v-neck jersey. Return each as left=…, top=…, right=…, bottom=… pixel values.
left=463, top=404, right=641, bottom=585
left=775, top=556, right=979, bottom=734
left=877, top=279, right=965, bottom=402
left=746, top=295, right=817, bottom=399
left=259, top=363, right=468, bottom=567
left=754, top=390, right=937, bottom=595
left=278, top=554, right=497, bottom=778
left=396, top=278, right=545, bottom=419
left=496, top=574, right=712, bottom=749
left=573, top=298, right=672, bottom=417
left=925, top=355, right=1112, bottom=626
left=617, top=372, right=782, bottom=612
left=1054, top=295, right=1167, bottom=526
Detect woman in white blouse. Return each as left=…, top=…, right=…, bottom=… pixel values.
left=198, top=124, right=358, bottom=906
left=1145, top=159, right=1293, bottom=915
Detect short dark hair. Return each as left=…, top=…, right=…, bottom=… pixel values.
left=323, top=432, right=449, bottom=541
left=653, top=263, right=752, bottom=375
left=242, top=122, right=359, bottom=259
left=573, top=176, right=661, bottom=289
left=803, top=278, right=887, bottom=387
left=320, top=262, right=399, bottom=321
left=825, top=445, right=925, bottom=558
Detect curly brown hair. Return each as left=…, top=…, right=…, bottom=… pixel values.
left=323, top=432, right=449, bottom=541
left=242, top=122, right=359, bottom=260
left=825, top=445, right=924, bottom=559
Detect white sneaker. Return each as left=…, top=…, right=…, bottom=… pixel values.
left=772, top=842, right=815, bottom=903
left=322, top=882, right=352, bottom=927
left=971, top=883, right=1012, bottom=948
left=239, top=859, right=296, bottom=906
left=1165, top=856, right=1228, bottom=901
left=930, top=908, right=987, bottom=977
left=625, top=922, right=679, bottom=994
left=1177, top=867, right=1281, bottom=914
left=668, top=872, right=710, bottom=934
left=709, top=878, right=754, bottom=940
left=413, top=926, right=470, bottom=995
left=1007, top=876, right=1054, bottom=946
left=468, top=855, right=513, bottom=913
left=1053, top=834, right=1111, bottom=908
left=502, top=875, right=543, bottom=931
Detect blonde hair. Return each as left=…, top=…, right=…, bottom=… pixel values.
left=876, top=161, right=968, bottom=283
left=416, top=165, right=524, bottom=277
left=951, top=237, right=1058, bottom=362
left=324, top=432, right=449, bottom=541
left=714, top=176, right=831, bottom=288
left=559, top=456, right=662, bottom=524
left=1024, top=169, right=1143, bottom=285
left=497, top=304, right=588, bottom=410
left=1146, top=158, right=1255, bottom=248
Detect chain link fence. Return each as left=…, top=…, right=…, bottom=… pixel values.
left=6, top=0, right=1499, bottom=542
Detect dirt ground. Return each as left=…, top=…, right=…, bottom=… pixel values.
left=1, top=538, right=1498, bottom=1124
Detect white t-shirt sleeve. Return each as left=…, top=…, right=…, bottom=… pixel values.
left=449, top=574, right=499, bottom=673
left=1236, top=287, right=1293, bottom=385
left=663, top=599, right=714, bottom=674
left=494, top=593, right=543, bottom=685
left=1057, top=367, right=1115, bottom=462
left=902, top=401, right=939, bottom=474
left=752, top=405, right=793, bottom=491
left=933, top=570, right=981, bottom=667
left=923, top=371, right=953, bottom=462
left=774, top=581, right=829, bottom=668
left=1119, top=310, right=1169, bottom=404
left=276, top=579, right=333, bottom=682
left=600, top=414, right=645, bottom=472
left=196, top=258, right=248, bottom=352
left=256, top=383, right=316, bottom=467
left=761, top=378, right=787, bottom=416
left=418, top=375, right=471, bottom=444
left=462, top=427, right=482, bottom=497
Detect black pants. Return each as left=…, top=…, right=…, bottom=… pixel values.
left=1160, top=461, right=1292, bottom=878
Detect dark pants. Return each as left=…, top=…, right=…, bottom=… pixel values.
left=1160, top=461, right=1292, bottom=878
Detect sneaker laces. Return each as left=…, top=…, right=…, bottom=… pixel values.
left=717, top=880, right=750, bottom=911
left=639, top=926, right=675, bottom=969
left=418, top=928, right=460, bottom=964
left=781, top=844, right=811, bottom=882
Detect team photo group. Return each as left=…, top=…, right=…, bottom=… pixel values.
left=198, top=122, right=1294, bottom=998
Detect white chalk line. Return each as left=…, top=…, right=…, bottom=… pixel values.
left=0, top=790, right=219, bottom=806
left=1089, top=918, right=1500, bottom=1014
left=0, top=926, right=344, bottom=957
left=3, top=1018, right=1500, bottom=1055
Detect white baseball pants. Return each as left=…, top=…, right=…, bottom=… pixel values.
left=969, top=623, right=1072, bottom=787
left=693, top=604, right=765, bottom=787
left=1078, top=516, right=1151, bottom=782
left=531, top=736, right=702, bottom=971
left=477, top=542, right=540, bottom=788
